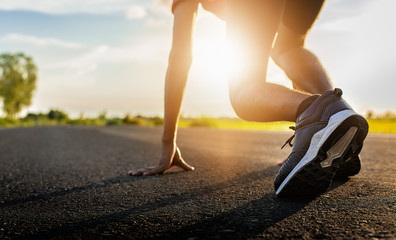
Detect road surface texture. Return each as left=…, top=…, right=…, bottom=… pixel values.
left=0, top=126, right=395, bottom=239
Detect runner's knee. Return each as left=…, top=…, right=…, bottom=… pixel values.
left=229, top=94, right=251, bottom=121
left=228, top=85, right=260, bottom=122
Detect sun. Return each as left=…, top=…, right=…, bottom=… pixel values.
left=191, top=12, right=228, bottom=85
left=183, top=7, right=291, bottom=116
left=191, top=8, right=292, bottom=94
left=193, top=36, right=227, bottom=78
left=190, top=8, right=263, bottom=91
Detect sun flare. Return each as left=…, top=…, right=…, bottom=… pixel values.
left=186, top=7, right=291, bottom=115
left=192, top=21, right=228, bottom=83
left=190, top=9, right=247, bottom=91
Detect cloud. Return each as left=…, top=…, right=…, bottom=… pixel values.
left=1, top=33, right=82, bottom=49
left=126, top=5, right=147, bottom=19
left=76, top=63, right=97, bottom=77
left=315, top=0, right=372, bottom=30
left=0, top=0, right=146, bottom=15
left=146, top=18, right=167, bottom=27
left=0, top=0, right=174, bottom=20
left=83, top=36, right=170, bottom=64
left=42, top=35, right=171, bottom=84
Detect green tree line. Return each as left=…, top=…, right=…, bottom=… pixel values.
left=0, top=109, right=164, bottom=127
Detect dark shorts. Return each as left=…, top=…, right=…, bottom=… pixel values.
left=173, top=0, right=325, bottom=35
left=282, top=0, right=326, bottom=35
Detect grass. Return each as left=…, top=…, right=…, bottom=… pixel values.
left=1, top=113, right=396, bottom=134
left=0, top=112, right=164, bottom=128
left=367, top=119, right=396, bottom=134
left=179, top=116, right=396, bottom=134
left=179, top=117, right=293, bottom=131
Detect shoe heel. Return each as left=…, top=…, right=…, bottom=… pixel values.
left=321, top=126, right=358, bottom=168
left=322, top=115, right=368, bottom=169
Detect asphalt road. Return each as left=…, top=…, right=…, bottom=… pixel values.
left=0, top=126, right=395, bottom=239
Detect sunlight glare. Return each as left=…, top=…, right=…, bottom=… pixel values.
left=191, top=8, right=249, bottom=92
left=185, top=6, right=291, bottom=117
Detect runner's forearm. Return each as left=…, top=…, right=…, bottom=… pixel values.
left=161, top=1, right=197, bottom=143
left=161, top=55, right=192, bottom=143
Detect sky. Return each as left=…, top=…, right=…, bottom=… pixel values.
left=0, top=0, right=395, bottom=118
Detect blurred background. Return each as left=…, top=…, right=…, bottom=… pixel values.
left=0, top=0, right=395, bottom=122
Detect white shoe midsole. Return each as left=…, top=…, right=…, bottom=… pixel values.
left=276, top=109, right=358, bottom=195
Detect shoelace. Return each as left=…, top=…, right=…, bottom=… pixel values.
left=279, top=89, right=343, bottom=150
left=281, top=126, right=296, bottom=149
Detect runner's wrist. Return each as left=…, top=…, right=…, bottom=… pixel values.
left=161, top=134, right=176, bottom=144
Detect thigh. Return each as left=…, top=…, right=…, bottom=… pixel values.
left=282, top=0, right=326, bottom=36
left=226, top=0, right=285, bottom=93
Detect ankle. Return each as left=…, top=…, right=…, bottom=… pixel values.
left=295, top=95, right=319, bottom=120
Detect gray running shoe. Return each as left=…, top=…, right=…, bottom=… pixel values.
left=274, top=89, right=368, bottom=197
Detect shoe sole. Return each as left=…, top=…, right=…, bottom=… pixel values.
left=276, top=109, right=368, bottom=197
left=334, top=151, right=362, bottom=179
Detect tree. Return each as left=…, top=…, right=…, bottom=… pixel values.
left=48, top=109, right=69, bottom=122
left=0, top=53, right=37, bottom=119
left=366, top=110, right=374, bottom=119
left=98, top=110, right=107, bottom=121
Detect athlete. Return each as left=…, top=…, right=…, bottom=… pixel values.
left=129, top=0, right=368, bottom=197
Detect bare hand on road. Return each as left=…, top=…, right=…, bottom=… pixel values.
left=128, top=142, right=195, bottom=176
left=277, top=159, right=286, bottom=166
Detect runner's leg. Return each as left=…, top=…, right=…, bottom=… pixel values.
left=272, top=0, right=332, bottom=94
left=227, top=0, right=311, bottom=122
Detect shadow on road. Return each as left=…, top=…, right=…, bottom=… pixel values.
left=0, top=175, right=143, bottom=208
left=156, top=179, right=350, bottom=239
left=16, top=167, right=349, bottom=239
left=154, top=195, right=312, bottom=240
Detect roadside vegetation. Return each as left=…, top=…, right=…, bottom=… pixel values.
left=0, top=110, right=163, bottom=127
left=0, top=109, right=395, bottom=134
left=365, top=110, right=396, bottom=134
